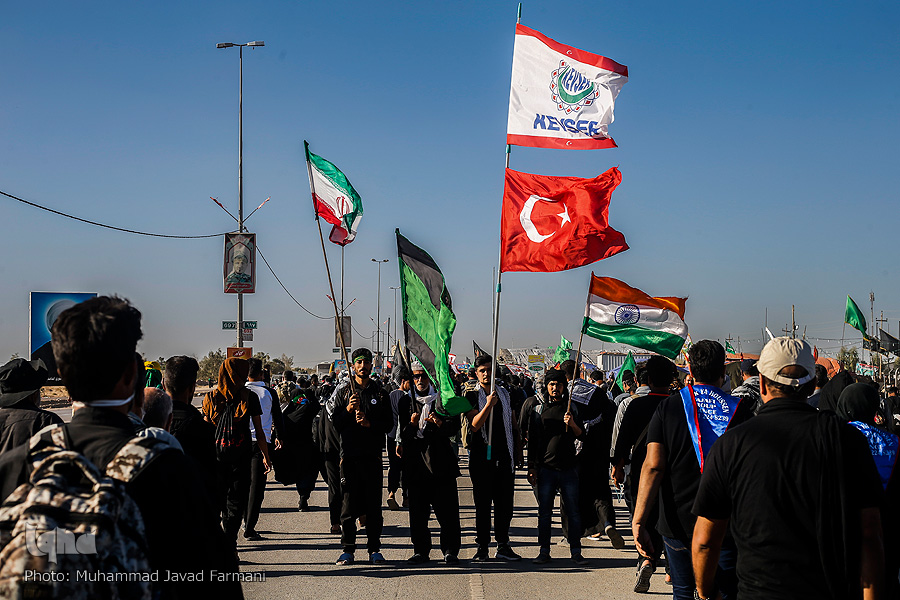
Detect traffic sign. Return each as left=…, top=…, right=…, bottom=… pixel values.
left=242, top=329, right=253, bottom=342
left=223, top=320, right=257, bottom=330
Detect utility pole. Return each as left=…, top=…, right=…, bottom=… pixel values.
left=782, top=324, right=792, bottom=337
left=870, top=291, right=876, bottom=364
left=877, top=310, right=888, bottom=384
left=791, top=305, right=796, bottom=339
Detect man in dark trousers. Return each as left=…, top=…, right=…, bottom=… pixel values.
left=326, top=348, right=393, bottom=565
left=0, top=296, right=240, bottom=599
left=399, top=361, right=462, bottom=565
left=611, top=356, right=678, bottom=593
left=464, top=355, right=522, bottom=562
left=527, top=368, right=588, bottom=565
left=387, top=366, right=412, bottom=510
left=632, top=340, right=753, bottom=600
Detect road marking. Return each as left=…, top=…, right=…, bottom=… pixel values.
left=469, top=572, right=486, bottom=600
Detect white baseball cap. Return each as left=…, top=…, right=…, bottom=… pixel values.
left=757, top=337, right=816, bottom=386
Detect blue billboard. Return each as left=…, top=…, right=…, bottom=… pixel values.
left=30, top=292, right=97, bottom=381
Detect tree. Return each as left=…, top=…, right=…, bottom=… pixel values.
left=9, top=353, right=20, bottom=361
left=198, top=349, right=226, bottom=381
left=279, top=354, right=295, bottom=373
left=837, top=346, right=859, bottom=373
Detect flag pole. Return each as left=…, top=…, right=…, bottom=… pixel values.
left=567, top=279, right=592, bottom=422
left=487, top=3, right=522, bottom=460
left=305, top=141, right=355, bottom=395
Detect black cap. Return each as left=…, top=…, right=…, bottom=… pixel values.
left=0, top=358, right=48, bottom=408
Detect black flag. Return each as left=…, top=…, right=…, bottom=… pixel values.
left=880, top=329, right=900, bottom=354
left=473, top=341, right=488, bottom=359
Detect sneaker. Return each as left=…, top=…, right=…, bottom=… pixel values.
left=471, top=548, right=489, bottom=562
left=242, top=529, right=261, bottom=541
left=532, top=553, right=551, bottom=565
left=605, top=525, right=625, bottom=550
left=335, top=552, right=354, bottom=565
left=495, top=545, right=521, bottom=561
left=369, top=552, right=386, bottom=564
left=571, top=554, right=589, bottom=566
left=298, top=497, right=310, bottom=512
left=407, top=553, right=429, bottom=565
left=444, top=553, right=459, bottom=566
left=387, top=492, right=400, bottom=511
left=634, top=559, right=655, bottom=593
left=330, top=524, right=342, bottom=535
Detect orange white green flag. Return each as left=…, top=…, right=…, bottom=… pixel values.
left=582, top=274, right=688, bottom=359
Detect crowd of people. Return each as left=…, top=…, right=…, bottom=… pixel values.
left=0, top=295, right=897, bottom=600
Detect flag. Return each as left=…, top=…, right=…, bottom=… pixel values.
left=473, top=341, right=488, bottom=359
left=582, top=274, right=688, bottom=360
left=552, top=335, right=572, bottom=364
left=507, top=24, right=628, bottom=150
left=396, top=230, right=469, bottom=416
left=864, top=334, right=880, bottom=352
left=390, top=343, right=409, bottom=380
left=879, top=329, right=900, bottom=354
left=616, top=351, right=636, bottom=390
left=845, top=296, right=867, bottom=335
left=500, top=167, right=628, bottom=272
left=304, top=141, right=364, bottom=245
left=725, top=341, right=736, bottom=354
left=765, top=327, right=775, bottom=341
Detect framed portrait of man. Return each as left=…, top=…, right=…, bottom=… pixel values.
left=224, top=232, right=256, bottom=294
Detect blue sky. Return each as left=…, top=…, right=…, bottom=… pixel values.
left=2, top=1, right=899, bottom=367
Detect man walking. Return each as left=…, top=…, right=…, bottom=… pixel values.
left=527, top=368, right=588, bottom=565
left=387, top=366, right=412, bottom=510
left=692, top=338, right=885, bottom=600
left=399, top=361, right=462, bottom=565
left=464, top=355, right=521, bottom=561
left=243, top=357, right=282, bottom=539
left=632, top=340, right=752, bottom=600
left=327, top=348, right=393, bottom=565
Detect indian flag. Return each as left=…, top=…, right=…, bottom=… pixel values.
left=582, top=274, right=688, bottom=359
left=304, top=141, right=364, bottom=246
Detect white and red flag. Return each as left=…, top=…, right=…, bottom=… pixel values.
left=507, top=24, right=628, bottom=150
left=499, top=167, right=628, bottom=272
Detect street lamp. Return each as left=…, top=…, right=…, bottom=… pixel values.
left=372, top=259, right=389, bottom=357
left=217, top=40, right=264, bottom=348
left=389, top=286, right=400, bottom=347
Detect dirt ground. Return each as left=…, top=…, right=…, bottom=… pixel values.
left=39, top=385, right=215, bottom=409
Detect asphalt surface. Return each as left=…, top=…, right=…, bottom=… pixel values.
left=237, top=456, right=669, bottom=600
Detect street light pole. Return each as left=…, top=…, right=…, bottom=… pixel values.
left=217, top=40, right=264, bottom=348
left=372, top=259, right=389, bottom=357
left=390, top=285, right=400, bottom=347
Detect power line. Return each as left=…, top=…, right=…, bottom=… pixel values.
left=255, top=246, right=331, bottom=320
left=1, top=189, right=228, bottom=238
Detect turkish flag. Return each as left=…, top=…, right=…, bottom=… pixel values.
left=500, top=167, right=628, bottom=272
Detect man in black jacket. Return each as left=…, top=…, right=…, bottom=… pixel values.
left=0, top=358, right=63, bottom=454
left=399, top=361, right=461, bottom=565
left=326, top=348, right=393, bottom=565
left=0, top=296, right=240, bottom=599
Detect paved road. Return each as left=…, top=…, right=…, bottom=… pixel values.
left=237, top=457, right=669, bottom=600
left=50, top=400, right=668, bottom=598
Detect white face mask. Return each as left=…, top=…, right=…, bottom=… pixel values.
left=75, top=392, right=135, bottom=408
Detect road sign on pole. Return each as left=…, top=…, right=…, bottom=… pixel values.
left=223, top=321, right=237, bottom=330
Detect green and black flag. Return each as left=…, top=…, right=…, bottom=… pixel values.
left=396, top=230, right=469, bottom=416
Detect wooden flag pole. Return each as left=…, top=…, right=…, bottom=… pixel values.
left=305, top=141, right=355, bottom=396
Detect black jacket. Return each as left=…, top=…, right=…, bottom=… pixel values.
left=0, top=401, right=63, bottom=454
left=398, top=391, right=460, bottom=479
left=327, top=379, right=392, bottom=458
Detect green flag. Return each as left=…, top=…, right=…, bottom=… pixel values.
left=396, top=230, right=469, bottom=416
left=845, top=296, right=867, bottom=335
left=616, top=351, right=636, bottom=390
left=725, top=341, right=736, bottom=354
left=553, top=336, right=573, bottom=364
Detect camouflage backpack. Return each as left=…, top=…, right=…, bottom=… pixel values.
left=0, top=424, right=177, bottom=600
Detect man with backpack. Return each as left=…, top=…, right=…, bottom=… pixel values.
left=0, top=296, right=240, bottom=599
left=242, top=357, right=282, bottom=540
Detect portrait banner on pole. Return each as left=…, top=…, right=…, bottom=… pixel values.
left=224, top=233, right=256, bottom=294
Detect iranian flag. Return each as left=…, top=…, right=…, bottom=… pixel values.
left=582, top=274, right=688, bottom=359
left=304, top=141, right=364, bottom=245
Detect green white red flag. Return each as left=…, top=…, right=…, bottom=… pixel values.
left=304, top=141, right=364, bottom=245
left=582, top=274, right=688, bottom=359
left=507, top=24, right=628, bottom=150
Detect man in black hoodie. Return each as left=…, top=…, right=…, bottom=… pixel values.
left=326, top=348, right=393, bottom=565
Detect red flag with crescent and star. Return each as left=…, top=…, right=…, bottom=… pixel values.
left=499, top=167, right=628, bottom=272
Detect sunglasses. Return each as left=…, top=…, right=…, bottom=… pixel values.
left=413, top=373, right=428, bottom=379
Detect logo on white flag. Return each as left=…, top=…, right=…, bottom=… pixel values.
left=550, top=61, right=600, bottom=115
